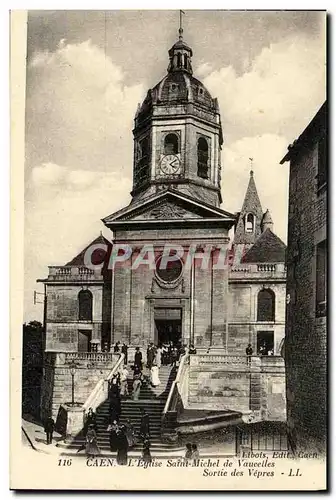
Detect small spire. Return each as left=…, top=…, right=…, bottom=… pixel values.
left=179, top=10, right=185, bottom=40
left=249, top=157, right=254, bottom=176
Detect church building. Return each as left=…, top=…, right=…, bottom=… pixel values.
left=38, top=25, right=287, bottom=445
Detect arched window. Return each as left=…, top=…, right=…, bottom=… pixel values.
left=177, top=53, right=182, bottom=68
left=164, top=133, right=179, bottom=155
left=139, top=136, right=149, bottom=161
left=245, top=213, right=254, bottom=233
left=197, top=137, right=209, bottom=178
left=183, top=54, right=188, bottom=69
left=257, top=289, right=275, bottom=322
left=78, top=290, right=93, bottom=321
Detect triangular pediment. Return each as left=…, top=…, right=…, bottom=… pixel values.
left=103, top=188, right=235, bottom=226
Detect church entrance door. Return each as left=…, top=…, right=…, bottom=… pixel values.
left=154, top=308, right=182, bottom=346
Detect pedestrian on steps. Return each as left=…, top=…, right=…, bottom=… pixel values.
left=155, top=345, right=162, bottom=368
left=116, top=424, right=129, bottom=465
left=142, top=437, right=152, bottom=464
left=132, top=373, right=142, bottom=401
left=121, top=343, right=128, bottom=365
left=134, top=347, right=143, bottom=371
left=120, top=366, right=129, bottom=398
left=150, top=363, right=160, bottom=387
left=191, top=443, right=200, bottom=461
left=114, top=341, right=121, bottom=353
left=139, top=408, right=150, bottom=442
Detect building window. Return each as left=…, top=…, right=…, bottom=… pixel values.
left=257, top=331, right=274, bottom=355
left=135, top=135, right=150, bottom=185
left=245, top=213, right=254, bottom=233
left=317, top=135, right=327, bottom=190
left=257, top=289, right=275, bottom=322
left=316, top=239, right=327, bottom=317
left=156, top=256, right=183, bottom=283
left=78, top=290, right=93, bottom=321
left=197, top=137, right=209, bottom=178
left=164, top=133, right=179, bottom=155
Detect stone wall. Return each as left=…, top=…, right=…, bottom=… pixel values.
left=41, top=353, right=119, bottom=421
left=285, top=130, right=327, bottom=453
left=228, top=282, right=286, bottom=355
left=45, top=284, right=109, bottom=351
left=187, top=354, right=286, bottom=420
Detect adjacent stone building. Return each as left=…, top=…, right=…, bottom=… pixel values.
left=280, top=101, right=327, bottom=454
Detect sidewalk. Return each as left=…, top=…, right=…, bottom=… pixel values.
left=22, top=416, right=65, bottom=456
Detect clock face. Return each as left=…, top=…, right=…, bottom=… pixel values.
left=160, top=155, right=181, bottom=175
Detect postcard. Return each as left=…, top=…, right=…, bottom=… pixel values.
left=10, top=9, right=327, bottom=490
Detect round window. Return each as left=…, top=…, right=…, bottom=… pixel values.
left=156, top=256, right=183, bottom=283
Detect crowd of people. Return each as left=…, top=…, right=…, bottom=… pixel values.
left=77, top=340, right=197, bottom=463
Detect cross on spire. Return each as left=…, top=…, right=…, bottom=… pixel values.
left=179, top=10, right=185, bottom=40
left=249, top=157, right=254, bottom=176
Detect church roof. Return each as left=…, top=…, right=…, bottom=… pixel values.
left=242, top=229, right=286, bottom=263
left=65, top=234, right=112, bottom=267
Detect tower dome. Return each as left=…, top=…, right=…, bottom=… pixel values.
left=132, top=27, right=223, bottom=207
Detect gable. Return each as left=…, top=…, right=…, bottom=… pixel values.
left=65, top=234, right=112, bottom=267
left=103, top=188, right=235, bottom=224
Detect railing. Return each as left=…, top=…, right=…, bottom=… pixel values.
left=257, top=264, right=277, bottom=272
left=162, top=350, right=189, bottom=432
left=48, top=266, right=103, bottom=280
left=83, top=353, right=125, bottom=413
left=65, top=352, right=116, bottom=363
left=196, top=354, right=248, bottom=365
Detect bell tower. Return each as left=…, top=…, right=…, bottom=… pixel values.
left=131, top=22, right=224, bottom=207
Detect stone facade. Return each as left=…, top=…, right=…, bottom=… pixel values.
left=38, top=30, right=287, bottom=424
left=280, top=102, right=327, bottom=454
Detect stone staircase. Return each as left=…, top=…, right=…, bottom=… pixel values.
left=60, top=364, right=184, bottom=454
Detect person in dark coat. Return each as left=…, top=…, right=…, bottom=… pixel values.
left=139, top=409, right=150, bottom=442
left=142, top=438, right=152, bottom=464
left=189, top=344, right=197, bottom=354
left=146, top=343, right=155, bottom=369
left=246, top=343, right=253, bottom=365
left=108, top=420, right=120, bottom=452
left=185, top=442, right=193, bottom=459
left=44, top=417, right=55, bottom=445
left=116, top=424, right=129, bottom=465
left=84, top=407, right=97, bottom=435
left=134, top=347, right=142, bottom=371
left=114, top=341, right=121, bottom=353
left=121, top=343, right=128, bottom=365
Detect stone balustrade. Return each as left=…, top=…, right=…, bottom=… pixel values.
left=44, top=351, right=118, bottom=367
left=47, top=266, right=103, bottom=281
left=65, top=352, right=116, bottom=363
left=257, top=264, right=277, bottom=272
left=229, top=263, right=286, bottom=280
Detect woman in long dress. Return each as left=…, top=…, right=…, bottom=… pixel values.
left=132, top=373, right=142, bottom=401
left=150, top=363, right=160, bottom=387
left=124, top=419, right=137, bottom=448
left=116, top=424, right=129, bottom=465
left=120, top=366, right=129, bottom=398
left=155, top=346, right=162, bottom=369
left=85, top=424, right=100, bottom=457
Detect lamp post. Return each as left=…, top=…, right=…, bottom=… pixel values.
left=68, top=360, right=77, bottom=406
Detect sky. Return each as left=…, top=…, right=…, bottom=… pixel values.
left=24, top=10, right=326, bottom=322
